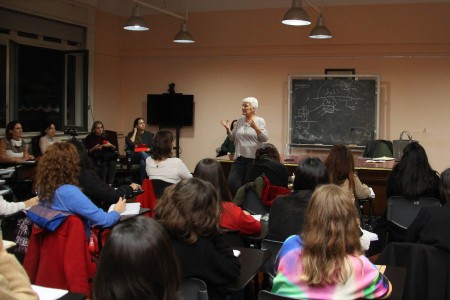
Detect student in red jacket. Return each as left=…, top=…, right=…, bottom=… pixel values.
left=193, top=158, right=261, bottom=235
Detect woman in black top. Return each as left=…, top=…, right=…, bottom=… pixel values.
left=70, top=140, right=141, bottom=211
left=246, top=143, right=289, bottom=188
left=267, top=157, right=328, bottom=241
left=386, top=142, right=442, bottom=203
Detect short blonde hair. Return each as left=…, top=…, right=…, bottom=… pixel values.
left=242, top=97, right=258, bottom=110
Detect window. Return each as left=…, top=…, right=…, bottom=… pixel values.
left=0, top=8, right=87, bottom=133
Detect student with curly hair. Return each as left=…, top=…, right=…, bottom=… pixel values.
left=272, top=184, right=392, bottom=299
left=154, top=178, right=240, bottom=300
left=32, top=142, right=125, bottom=230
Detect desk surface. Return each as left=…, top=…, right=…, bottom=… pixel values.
left=217, top=154, right=395, bottom=171
left=119, top=208, right=151, bottom=221
left=227, top=247, right=271, bottom=291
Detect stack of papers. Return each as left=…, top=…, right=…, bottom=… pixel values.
left=108, top=202, right=141, bottom=215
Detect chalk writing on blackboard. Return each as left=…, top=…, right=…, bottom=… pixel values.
left=289, top=78, right=378, bottom=146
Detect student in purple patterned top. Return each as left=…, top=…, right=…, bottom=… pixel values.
left=272, top=184, right=392, bottom=299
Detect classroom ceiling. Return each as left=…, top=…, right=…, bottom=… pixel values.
left=77, top=0, right=450, bottom=16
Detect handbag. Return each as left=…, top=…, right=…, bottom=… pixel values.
left=393, top=131, right=418, bottom=161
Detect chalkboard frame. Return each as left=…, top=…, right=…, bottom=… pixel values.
left=286, top=74, right=380, bottom=150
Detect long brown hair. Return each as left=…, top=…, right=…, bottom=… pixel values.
left=151, top=131, right=173, bottom=160
left=300, top=184, right=361, bottom=286
left=324, top=144, right=356, bottom=195
left=34, top=142, right=80, bottom=204
left=193, top=158, right=233, bottom=202
left=154, top=178, right=221, bottom=244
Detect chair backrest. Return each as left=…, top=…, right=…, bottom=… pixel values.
left=261, top=239, right=284, bottom=279
left=23, top=215, right=96, bottom=296
left=219, top=228, right=244, bottom=247
left=387, top=196, right=441, bottom=229
left=377, top=242, right=450, bottom=300
left=179, top=277, right=209, bottom=300
left=151, top=179, right=173, bottom=198
left=258, top=290, right=299, bottom=300
left=243, top=189, right=270, bottom=215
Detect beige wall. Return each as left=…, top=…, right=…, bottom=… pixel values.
left=92, top=3, right=450, bottom=172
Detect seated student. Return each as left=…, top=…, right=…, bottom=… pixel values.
left=145, top=131, right=192, bottom=185
left=325, top=144, right=370, bottom=201
left=84, top=121, right=118, bottom=185
left=125, top=118, right=154, bottom=184
left=154, top=178, right=240, bottom=300
left=0, top=195, right=38, bottom=216
left=0, top=121, right=34, bottom=164
left=28, top=143, right=125, bottom=234
left=405, top=168, right=450, bottom=250
left=272, top=184, right=392, bottom=299
left=267, top=157, right=328, bottom=242
left=246, top=143, right=289, bottom=188
left=38, top=121, right=60, bottom=155
left=0, top=238, right=38, bottom=300
left=387, top=142, right=442, bottom=203
left=93, top=217, right=181, bottom=300
left=216, top=119, right=237, bottom=158
left=193, top=158, right=261, bottom=235
left=69, top=140, right=141, bottom=211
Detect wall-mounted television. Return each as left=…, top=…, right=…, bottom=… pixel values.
left=147, top=94, right=194, bottom=127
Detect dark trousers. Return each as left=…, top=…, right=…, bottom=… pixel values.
left=97, top=160, right=117, bottom=185
left=228, top=157, right=254, bottom=196
left=131, top=152, right=150, bottom=184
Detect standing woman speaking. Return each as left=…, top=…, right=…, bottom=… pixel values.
left=221, top=97, right=268, bottom=196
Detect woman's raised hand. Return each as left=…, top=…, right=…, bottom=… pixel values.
left=220, top=119, right=229, bottom=129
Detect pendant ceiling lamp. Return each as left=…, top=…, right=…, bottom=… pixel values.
left=123, top=4, right=149, bottom=31
left=282, top=0, right=333, bottom=39
left=124, top=0, right=195, bottom=44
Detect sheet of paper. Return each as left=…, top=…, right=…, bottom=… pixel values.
left=373, top=156, right=394, bottom=161
left=32, top=285, right=68, bottom=300
left=251, top=214, right=262, bottom=221
left=361, top=228, right=378, bottom=241
left=108, top=202, right=141, bottom=215
left=369, top=187, right=375, bottom=199
left=233, top=249, right=241, bottom=257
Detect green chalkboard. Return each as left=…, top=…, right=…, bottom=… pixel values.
left=288, top=76, right=379, bottom=147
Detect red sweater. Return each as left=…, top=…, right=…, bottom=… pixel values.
left=220, top=201, right=261, bottom=235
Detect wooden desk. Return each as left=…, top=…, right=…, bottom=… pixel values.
left=227, top=247, right=271, bottom=292
left=218, top=155, right=395, bottom=215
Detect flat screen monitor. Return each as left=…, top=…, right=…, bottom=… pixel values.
left=147, top=94, right=194, bottom=127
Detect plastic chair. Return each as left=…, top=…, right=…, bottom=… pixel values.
left=260, top=239, right=284, bottom=290
left=179, top=277, right=209, bottom=300
left=387, top=196, right=441, bottom=242
left=258, top=290, right=299, bottom=300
